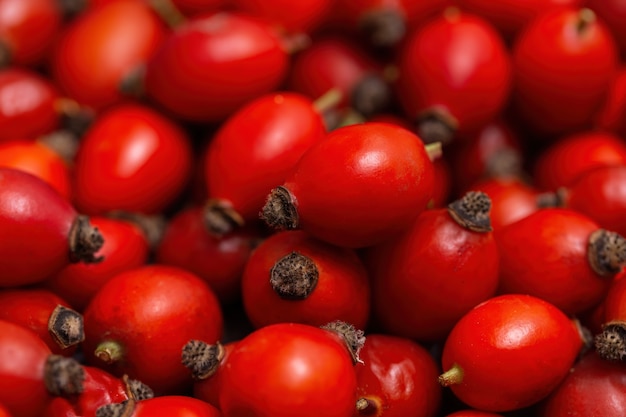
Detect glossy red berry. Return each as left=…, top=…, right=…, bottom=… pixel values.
left=202, top=91, right=328, bottom=235
left=532, top=130, right=626, bottom=191
left=354, top=334, right=442, bottom=417
left=241, top=230, right=371, bottom=329
left=82, top=265, right=223, bottom=394
left=0, top=168, right=103, bottom=287
left=72, top=103, right=193, bottom=215
left=496, top=208, right=625, bottom=315
left=367, top=191, right=499, bottom=342
left=50, top=0, right=167, bottom=111
left=511, top=7, right=619, bottom=138
left=0, top=68, right=62, bottom=142
left=144, top=11, right=290, bottom=123
left=0, top=0, right=64, bottom=67
left=395, top=8, right=512, bottom=143
left=0, top=289, right=83, bottom=355
left=156, top=206, right=260, bottom=304
left=438, top=294, right=584, bottom=412
left=261, top=122, right=437, bottom=248
left=45, top=215, right=151, bottom=311
left=217, top=322, right=362, bottom=417
left=538, top=350, right=626, bottom=417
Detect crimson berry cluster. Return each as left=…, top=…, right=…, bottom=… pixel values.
left=1, top=0, right=626, bottom=416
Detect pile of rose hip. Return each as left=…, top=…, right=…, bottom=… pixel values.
left=2, top=0, right=626, bottom=416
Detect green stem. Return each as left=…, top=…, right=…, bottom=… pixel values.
left=438, top=363, right=464, bottom=387
left=95, top=340, right=124, bottom=364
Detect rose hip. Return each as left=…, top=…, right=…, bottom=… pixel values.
left=82, top=265, right=223, bottom=395
left=261, top=122, right=437, bottom=248
left=367, top=191, right=499, bottom=342
left=0, top=289, right=83, bottom=355
left=0, top=167, right=103, bottom=288
left=438, top=294, right=584, bottom=412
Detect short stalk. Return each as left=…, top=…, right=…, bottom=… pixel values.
left=438, top=363, right=464, bottom=387
left=424, top=142, right=443, bottom=162
left=576, top=8, right=596, bottom=34
left=356, top=397, right=380, bottom=415
left=312, top=88, right=343, bottom=115
left=95, top=340, right=124, bottom=364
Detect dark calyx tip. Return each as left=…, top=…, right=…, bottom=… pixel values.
left=204, top=199, right=245, bottom=237
left=416, top=109, right=457, bottom=145
left=48, top=305, right=85, bottom=349
left=44, top=354, right=85, bottom=396
left=95, top=400, right=135, bottom=417
left=270, top=252, right=319, bottom=299
left=122, top=375, right=154, bottom=401
left=181, top=340, right=224, bottom=380
left=351, top=73, right=392, bottom=118
left=448, top=191, right=492, bottom=232
left=358, top=8, right=406, bottom=47
left=321, top=320, right=366, bottom=365
left=69, top=215, right=105, bottom=263
left=588, top=229, right=626, bottom=277
left=260, top=186, right=299, bottom=230
left=595, top=322, right=626, bottom=362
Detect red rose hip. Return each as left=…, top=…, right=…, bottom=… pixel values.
left=82, top=265, right=223, bottom=395
left=438, top=294, right=584, bottom=412
left=261, top=122, right=437, bottom=248
left=0, top=168, right=103, bottom=288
